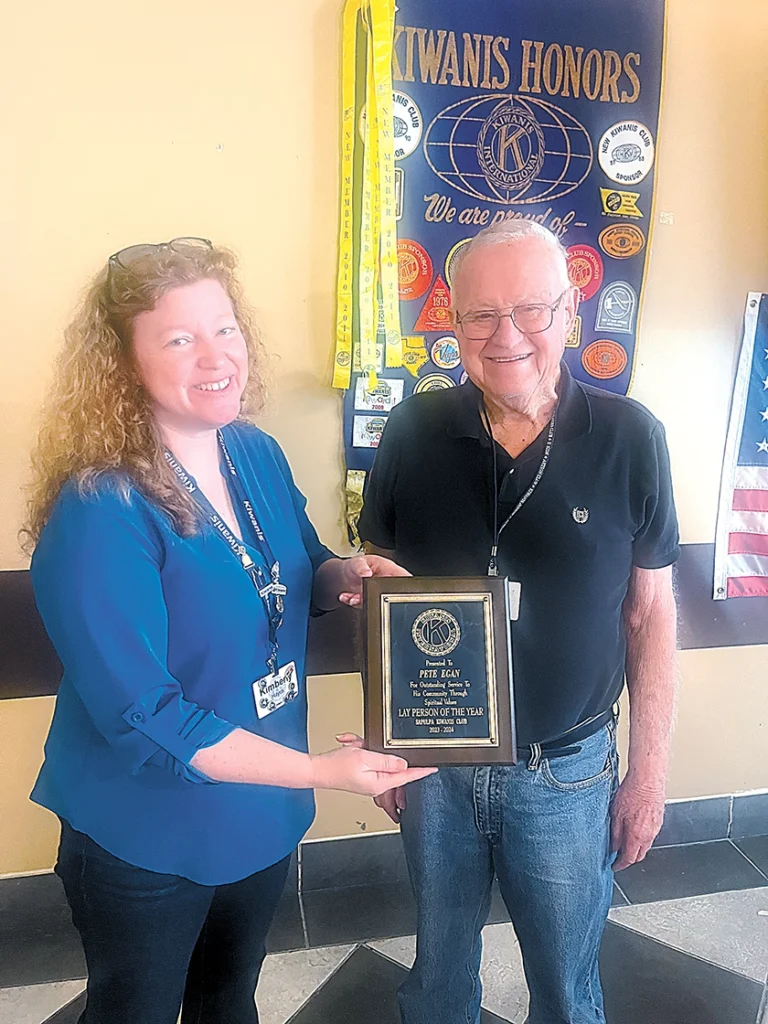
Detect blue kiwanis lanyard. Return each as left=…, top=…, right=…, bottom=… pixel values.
left=164, top=433, right=286, bottom=675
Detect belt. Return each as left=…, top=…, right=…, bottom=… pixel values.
left=522, top=704, right=618, bottom=767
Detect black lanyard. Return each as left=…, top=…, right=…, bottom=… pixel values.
left=480, top=404, right=556, bottom=576
left=164, top=433, right=286, bottom=675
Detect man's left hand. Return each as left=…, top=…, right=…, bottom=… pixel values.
left=610, top=776, right=666, bottom=871
left=337, top=555, right=411, bottom=607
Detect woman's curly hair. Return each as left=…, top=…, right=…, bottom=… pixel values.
left=22, top=240, right=268, bottom=550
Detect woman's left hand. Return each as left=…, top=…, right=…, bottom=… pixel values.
left=337, top=555, right=411, bottom=607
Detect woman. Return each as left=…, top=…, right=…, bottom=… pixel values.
left=24, top=237, right=432, bottom=1024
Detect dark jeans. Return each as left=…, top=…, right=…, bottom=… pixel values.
left=55, top=820, right=291, bottom=1024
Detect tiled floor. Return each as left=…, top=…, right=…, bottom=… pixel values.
left=1, top=838, right=767, bottom=1024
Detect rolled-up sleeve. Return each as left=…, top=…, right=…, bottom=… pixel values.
left=32, top=485, right=236, bottom=783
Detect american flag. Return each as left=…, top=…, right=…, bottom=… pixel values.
left=714, top=292, right=768, bottom=599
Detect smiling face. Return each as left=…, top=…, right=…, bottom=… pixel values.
left=130, top=278, right=249, bottom=435
left=452, top=238, right=578, bottom=408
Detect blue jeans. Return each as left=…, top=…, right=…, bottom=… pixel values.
left=398, top=723, right=618, bottom=1024
left=55, top=820, right=290, bottom=1024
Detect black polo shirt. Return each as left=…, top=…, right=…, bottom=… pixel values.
left=358, top=363, right=680, bottom=747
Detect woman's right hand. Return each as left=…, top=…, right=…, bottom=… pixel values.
left=310, top=742, right=436, bottom=797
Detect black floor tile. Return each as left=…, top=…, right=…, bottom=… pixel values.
left=302, top=879, right=517, bottom=948
left=288, top=946, right=509, bottom=1024
left=266, top=893, right=306, bottom=953
left=302, top=873, right=574, bottom=947
left=288, top=946, right=404, bottom=1023
left=487, top=879, right=512, bottom=924
left=303, top=882, right=417, bottom=947
left=600, top=921, right=764, bottom=1024
left=301, top=833, right=409, bottom=891
left=0, top=868, right=303, bottom=990
left=614, top=839, right=767, bottom=903
left=43, top=991, right=86, bottom=1024
left=0, top=873, right=86, bottom=987
left=611, top=883, right=630, bottom=907
left=733, top=835, right=768, bottom=878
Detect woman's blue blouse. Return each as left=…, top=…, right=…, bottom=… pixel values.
left=30, top=423, right=334, bottom=884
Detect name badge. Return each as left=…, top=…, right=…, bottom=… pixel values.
left=508, top=581, right=522, bottom=621
left=253, top=661, right=298, bottom=719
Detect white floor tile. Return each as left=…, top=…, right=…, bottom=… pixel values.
left=370, top=923, right=529, bottom=1022
left=0, top=981, right=85, bottom=1024
left=367, top=933, right=416, bottom=968
left=0, top=947, right=355, bottom=1024
left=609, top=886, right=768, bottom=983
left=255, top=944, right=355, bottom=1024
left=478, top=923, right=528, bottom=1023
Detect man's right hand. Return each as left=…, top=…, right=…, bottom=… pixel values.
left=310, top=745, right=435, bottom=798
left=374, top=786, right=408, bottom=823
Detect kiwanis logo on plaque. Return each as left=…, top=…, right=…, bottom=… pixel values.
left=424, top=94, right=593, bottom=205
left=411, top=608, right=461, bottom=657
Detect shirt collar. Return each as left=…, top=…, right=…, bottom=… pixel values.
left=446, top=360, right=592, bottom=445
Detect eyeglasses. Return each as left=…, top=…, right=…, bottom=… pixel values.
left=108, top=237, right=213, bottom=271
left=455, top=290, right=567, bottom=340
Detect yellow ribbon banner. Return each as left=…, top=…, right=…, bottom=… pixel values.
left=333, top=0, right=401, bottom=391
left=368, top=0, right=402, bottom=371
left=332, top=0, right=360, bottom=389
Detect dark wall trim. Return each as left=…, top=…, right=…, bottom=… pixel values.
left=296, top=792, right=768, bottom=892
left=2, top=542, right=767, bottom=700
left=0, top=570, right=64, bottom=700
left=674, top=544, right=768, bottom=650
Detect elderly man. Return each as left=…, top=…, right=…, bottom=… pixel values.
left=357, top=220, right=679, bottom=1024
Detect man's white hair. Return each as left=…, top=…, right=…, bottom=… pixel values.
left=450, top=220, right=569, bottom=293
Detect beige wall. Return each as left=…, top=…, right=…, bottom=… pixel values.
left=631, top=0, right=768, bottom=544
left=0, top=699, right=59, bottom=874
left=1, top=0, right=767, bottom=872
left=1, top=0, right=350, bottom=571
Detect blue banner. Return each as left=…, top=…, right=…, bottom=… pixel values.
left=342, top=0, right=666, bottom=538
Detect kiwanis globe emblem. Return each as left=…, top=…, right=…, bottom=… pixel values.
left=412, top=608, right=461, bottom=657
left=425, top=94, right=593, bottom=206
left=478, top=102, right=545, bottom=191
